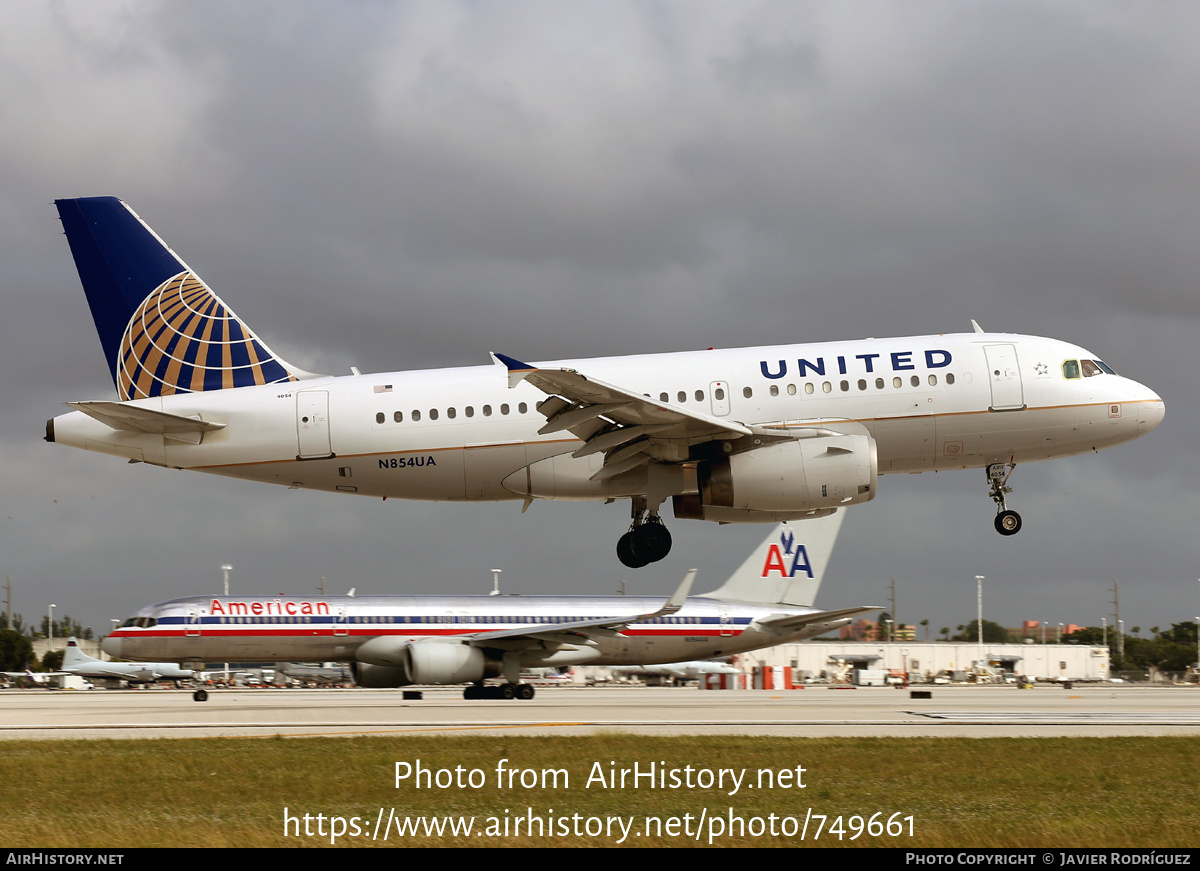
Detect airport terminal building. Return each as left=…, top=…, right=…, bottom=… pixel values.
left=743, top=641, right=1110, bottom=683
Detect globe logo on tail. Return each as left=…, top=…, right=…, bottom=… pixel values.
left=116, top=272, right=297, bottom=400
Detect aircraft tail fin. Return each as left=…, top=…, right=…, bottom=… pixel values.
left=54, top=197, right=315, bottom=400
left=701, top=513, right=845, bottom=607
left=62, top=637, right=98, bottom=670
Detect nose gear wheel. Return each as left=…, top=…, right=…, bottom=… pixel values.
left=987, top=463, right=1022, bottom=536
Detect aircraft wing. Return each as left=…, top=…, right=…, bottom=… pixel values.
left=462, top=569, right=696, bottom=650
left=67, top=401, right=226, bottom=444
left=494, top=353, right=828, bottom=481
left=496, top=353, right=751, bottom=438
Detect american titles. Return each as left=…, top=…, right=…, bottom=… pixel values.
left=210, top=598, right=331, bottom=616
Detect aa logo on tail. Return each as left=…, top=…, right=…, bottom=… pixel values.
left=760, top=529, right=813, bottom=578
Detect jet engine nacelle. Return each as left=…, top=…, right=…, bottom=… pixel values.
left=405, top=640, right=500, bottom=685
left=350, top=662, right=411, bottom=688
left=677, top=434, right=877, bottom=520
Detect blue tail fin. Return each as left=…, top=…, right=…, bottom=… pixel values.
left=55, top=197, right=310, bottom=400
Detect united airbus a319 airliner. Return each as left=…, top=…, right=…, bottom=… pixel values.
left=104, top=514, right=872, bottom=701
left=48, top=198, right=1164, bottom=567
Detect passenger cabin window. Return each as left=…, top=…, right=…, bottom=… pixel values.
left=660, top=392, right=669, bottom=402
left=1063, top=360, right=1081, bottom=379
left=375, top=412, right=385, bottom=424
left=743, top=387, right=753, bottom=399
left=394, top=411, right=403, bottom=422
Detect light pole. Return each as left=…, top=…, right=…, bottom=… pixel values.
left=976, top=575, right=985, bottom=666
left=48, top=603, right=56, bottom=652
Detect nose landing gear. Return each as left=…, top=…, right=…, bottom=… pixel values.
left=987, top=462, right=1022, bottom=536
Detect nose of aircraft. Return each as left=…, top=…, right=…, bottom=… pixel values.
left=1136, top=384, right=1165, bottom=436
left=101, top=635, right=121, bottom=658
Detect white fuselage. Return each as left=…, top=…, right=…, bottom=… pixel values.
left=103, top=593, right=837, bottom=668
left=53, top=332, right=1164, bottom=504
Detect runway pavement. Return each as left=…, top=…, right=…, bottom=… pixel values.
left=3, top=683, right=1200, bottom=739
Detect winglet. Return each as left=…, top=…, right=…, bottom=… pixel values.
left=652, top=569, right=696, bottom=617
left=491, top=352, right=535, bottom=388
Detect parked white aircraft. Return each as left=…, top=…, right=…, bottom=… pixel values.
left=1, top=666, right=65, bottom=686
left=49, top=197, right=1165, bottom=566
left=103, top=513, right=873, bottom=701
left=611, top=660, right=741, bottom=683
left=61, top=637, right=193, bottom=684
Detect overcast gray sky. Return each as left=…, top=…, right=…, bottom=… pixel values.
left=1, top=1, right=1196, bottom=642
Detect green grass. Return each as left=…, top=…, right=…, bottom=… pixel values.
left=3, top=735, right=1196, bottom=847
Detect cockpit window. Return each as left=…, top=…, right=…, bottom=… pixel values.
left=120, top=616, right=156, bottom=629
left=1094, top=359, right=1116, bottom=375
left=1062, top=360, right=1081, bottom=379
left=1081, top=359, right=1102, bottom=377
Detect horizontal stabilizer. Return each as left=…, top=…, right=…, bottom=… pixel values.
left=68, top=401, right=226, bottom=443
left=756, top=605, right=882, bottom=632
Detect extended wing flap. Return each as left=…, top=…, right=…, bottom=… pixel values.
left=494, top=354, right=751, bottom=478
left=68, top=401, right=226, bottom=442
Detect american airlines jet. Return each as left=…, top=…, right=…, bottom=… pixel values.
left=103, top=514, right=872, bottom=701
left=48, top=198, right=1165, bottom=567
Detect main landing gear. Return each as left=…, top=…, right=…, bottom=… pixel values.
left=463, top=682, right=535, bottom=701
left=616, top=498, right=673, bottom=568
left=987, top=462, right=1022, bottom=536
